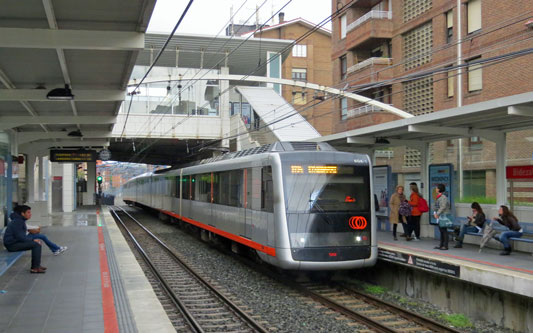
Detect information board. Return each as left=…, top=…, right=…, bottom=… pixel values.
left=373, top=166, right=391, bottom=217
left=428, top=164, right=454, bottom=225
left=50, top=150, right=97, bottom=163
left=378, top=248, right=460, bottom=277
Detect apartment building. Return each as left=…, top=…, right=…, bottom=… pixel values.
left=331, top=0, right=533, bottom=201
left=252, top=13, right=335, bottom=135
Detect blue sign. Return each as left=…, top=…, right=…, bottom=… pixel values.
left=428, top=164, right=454, bottom=225
left=373, top=165, right=392, bottom=217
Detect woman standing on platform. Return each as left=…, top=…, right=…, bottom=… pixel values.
left=493, top=205, right=523, bottom=255
left=389, top=185, right=406, bottom=241
left=434, top=184, right=452, bottom=250
left=407, top=182, right=422, bottom=241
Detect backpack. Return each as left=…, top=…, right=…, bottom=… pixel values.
left=399, top=201, right=412, bottom=216
left=418, top=196, right=429, bottom=213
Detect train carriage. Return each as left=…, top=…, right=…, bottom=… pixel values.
left=123, top=142, right=377, bottom=270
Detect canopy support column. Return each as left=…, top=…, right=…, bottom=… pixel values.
left=495, top=133, right=507, bottom=206
left=419, top=142, right=431, bottom=237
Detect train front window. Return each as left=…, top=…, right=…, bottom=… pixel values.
left=284, top=165, right=370, bottom=213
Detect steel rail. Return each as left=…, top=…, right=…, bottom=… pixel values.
left=111, top=206, right=269, bottom=333
left=109, top=207, right=204, bottom=333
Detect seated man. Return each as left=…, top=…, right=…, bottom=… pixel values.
left=3, top=205, right=45, bottom=273
left=454, top=202, right=486, bottom=248
left=26, top=225, right=67, bottom=255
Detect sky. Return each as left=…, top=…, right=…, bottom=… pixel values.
left=147, top=0, right=333, bottom=35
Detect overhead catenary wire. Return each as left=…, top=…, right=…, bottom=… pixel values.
left=120, top=0, right=195, bottom=138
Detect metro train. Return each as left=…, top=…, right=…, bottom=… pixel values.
left=122, top=141, right=377, bottom=270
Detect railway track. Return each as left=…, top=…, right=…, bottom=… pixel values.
left=109, top=206, right=269, bottom=333
left=114, top=207, right=461, bottom=333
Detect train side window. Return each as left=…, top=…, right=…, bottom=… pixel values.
left=182, top=175, right=189, bottom=199
left=168, top=176, right=176, bottom=197
left=245, top=168, right=252, bottom=209
left=191, top=175, right=196, bottom=200
left=212, top=172, right=220, bottom=204
left=197, top=173, right=210, bottom=202
left=229, top=169, right=243, bottom=207
left=261, top=166, right=274, bottom=212
left=217, top=172, right=229, bottom=205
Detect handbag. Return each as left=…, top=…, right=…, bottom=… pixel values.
left=438, top=213, right=454, bottom=228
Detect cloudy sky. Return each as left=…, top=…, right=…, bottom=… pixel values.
left=147, top=0, right=333, bottom=35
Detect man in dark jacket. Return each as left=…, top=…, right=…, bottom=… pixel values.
left=3, top=205, right=45, bottom=273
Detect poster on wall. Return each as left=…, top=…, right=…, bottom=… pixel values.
left=373, top=166, right=391, bottom=217
left=428, top=164, right=454, bottom=225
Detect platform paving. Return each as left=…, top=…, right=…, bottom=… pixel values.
left=0, top=206, right=174, bottom=333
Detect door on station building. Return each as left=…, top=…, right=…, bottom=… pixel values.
left=52, top=176, right=63, bottom=212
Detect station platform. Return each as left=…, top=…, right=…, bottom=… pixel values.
left=0, top=206, right=174, bottom=333
left=376, top=230, right=533, bottom=297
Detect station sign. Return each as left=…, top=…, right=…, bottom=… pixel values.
left=50, top=149, right=97, bottom=163
left=506, top=165, right=533, bottom=179
left=378, top=248, right=460, bottom=277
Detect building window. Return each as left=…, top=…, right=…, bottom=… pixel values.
left=467, top=0, right=481, bottom=34
left=446, top=65, right=454, bottom=97
left=293, top=91, right=307, bottom=105
left=340, top=55, right=347, bottom=80
left=446, top=10, right=453, bottom=43
left=292, top=44, right=307, bottom=57
left=340, top=14, right=347, bottom=39
left=340, top=97, right=348, bottom=120
left=469, top=136, right=482, bottom=150
left=467, top=57, right=482, bottom=92
left=291, top=68, right=307, bottom=81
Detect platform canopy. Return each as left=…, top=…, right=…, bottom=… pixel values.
left=0, top=0, right=157, bottom=153
left=137, top=33, right=293, bottom=75
left=311, top=92, right=533, bottom=150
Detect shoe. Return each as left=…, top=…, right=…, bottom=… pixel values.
left=434, top=246, right=442, bottom=249
left=400, top=234, right=407, bottom=237
left=454, top=243, right=463, bottom=248
left=30, top=268, right=46, bottom=274
left=54, top=246, right=68, bottom=256
left=39, top=266, right=47, bottom=271
left=440, top=247, right=449, bottom=250
left=394, top=237, right=398, bottom=241
left=406, top=236, right=413, bottom=241
left=499, top=251, right=511, bottom=255
left=412, top=237, right=420, bottom=241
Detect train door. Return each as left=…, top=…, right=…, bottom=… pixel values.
left=242, top=169, right=251, bottom=237
left=245, top=167, right=262, bottom=238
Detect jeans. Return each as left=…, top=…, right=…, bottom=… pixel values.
left=457, top=225, right=480, bottom=243
left=497, top=231, right=523, bottom=250
left=29, top=234, right=60, bottom=253
left=5, top=240, right=42, bottom=269
left=407, top=215, right=421, bottom=238
left=438, top=227, right=449, bottom=248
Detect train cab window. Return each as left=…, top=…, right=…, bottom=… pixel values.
left=261, top=166, right=274, bottom=212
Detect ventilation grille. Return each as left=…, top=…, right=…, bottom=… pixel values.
left=403, top=22, right=433, bottom=71
left=289, top=142, right=318, bottom=151
left=233, top=144, right=273, bottom=158
left=403, top=0, right=432, bottom=23
left=403, top=76, right=434, bottom=116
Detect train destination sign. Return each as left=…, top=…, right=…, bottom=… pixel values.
left=50, top=150, right=97, bottom=163
left=378, top=248, right=460, bottom=277
left=290, top=165, right=339, bottom=174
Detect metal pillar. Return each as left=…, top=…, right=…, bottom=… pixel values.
left=418, top=142, right=431, bottom=237
left=26, top=153, right=36, bottom=203
left=220, top=66, right=231, bottom=149
left=495, top=133, right=507, bottom=206
left=37, top=156, right=44, bottom=201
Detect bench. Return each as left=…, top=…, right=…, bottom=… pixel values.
left=0, top=228, right=25, bottom=276
left=455, top=217, right=533, bottom=250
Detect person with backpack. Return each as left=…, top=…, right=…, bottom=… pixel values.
left=454, top=202, right=486, bottom=248
left=406, top=182, right=428, bottom=241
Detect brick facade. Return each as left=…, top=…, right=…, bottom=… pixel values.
left=254, top=19, right=334, bottom=135
left=331, top=0, right=533, bottom=200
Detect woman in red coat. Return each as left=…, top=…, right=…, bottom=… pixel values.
left=407, top=182, right=422, bottom=241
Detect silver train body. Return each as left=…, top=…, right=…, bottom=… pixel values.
left=122, top=142, right=377, bottom=270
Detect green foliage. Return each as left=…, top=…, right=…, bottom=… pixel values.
left=364, top=284, right=387, bottom=295
left=439, top=313, right=473, bottom=328
left=456, top=196, right=496, bottom=204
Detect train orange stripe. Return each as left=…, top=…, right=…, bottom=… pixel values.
left=159, top=208, right=276, bottom=257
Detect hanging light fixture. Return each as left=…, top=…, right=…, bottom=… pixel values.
left=47, top=84, right=74, bottom=100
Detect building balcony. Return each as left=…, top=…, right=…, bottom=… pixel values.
left=346, top=103, right=387, bottom=119
left=346, top=57, right=393, bottom=84
left=346, top=10, right=393, bottom=50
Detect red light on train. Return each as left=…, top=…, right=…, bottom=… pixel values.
left=349, top=216, right=367, bottom=230
left=344, top=195, right=356, bottom=203
left=328, top=252, right=337, bottom=257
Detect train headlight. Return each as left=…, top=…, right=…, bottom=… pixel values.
left=355, top=236, right=362, bottom=242
left=300, top=237, right=306, bottom=244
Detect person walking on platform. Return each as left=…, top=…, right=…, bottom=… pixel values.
left=454, top=202, right=486, bottom=248
left=493, top=205, right=523, bottom=255
left=3, top=205, right=45, bottom=273
left=389, top=186, right=407, bottom=241
left=433, top=184, right=452, bottom=250
left=407, top=183, right=422, bottom=241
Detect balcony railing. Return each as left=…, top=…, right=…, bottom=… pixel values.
left=346, top=103, right=386, bottom=119
left=347, top=57, right=392, bottom=74
left=347, top=10, right=392, bottom=33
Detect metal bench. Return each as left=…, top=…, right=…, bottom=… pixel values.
left=456, top=217, right=533, bottom=245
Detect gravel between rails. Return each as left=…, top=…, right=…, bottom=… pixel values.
left=120, top=207, right=368, bottom=332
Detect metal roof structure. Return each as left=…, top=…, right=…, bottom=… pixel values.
left=136, top=33, right=293, bottom=75
left=311, top=92, right=533, bottom=150
left=236, top=86, right=321, bottom=141
left=0, top=0, right=156, bottom=153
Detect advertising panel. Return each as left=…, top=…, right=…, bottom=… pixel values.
left=428, top=164, right=454, bottom=225
left=373, top=166, right=391, bottom=217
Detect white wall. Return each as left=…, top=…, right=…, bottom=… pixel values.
left=62, top=163, right=75, bottom=213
